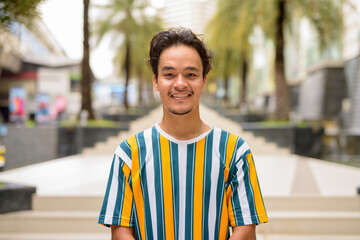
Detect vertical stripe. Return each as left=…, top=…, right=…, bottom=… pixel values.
left=214, top=130, right=228, bottom=239
left=120, top=164, right=133, bottom=226
left=103, top=155, right=119, bottom=225
left=246, top=153, right=268, bottom=223
left=224, top=133, right=238, bottom=183
left=159, top=134, right=175, bottom=240
left=136, top=132, right=153, bottom=238
left=128, top=135, right=146, bottom=240
left=170, top=142, right=180, bottom=239
left=185, top=143, right=195, bottom=240
left=218, top=190, right=228, bottom=240
left=178, top=144, right=188, bottom=240
left=193, top=137, right=205, bottom=240
left=152, top=127, right=165, bottom=239
left=208, top=129, right=221, bottom=240
left=144, top=128, right=158, bottom=239
left=202, top=132, right=213, bottom=240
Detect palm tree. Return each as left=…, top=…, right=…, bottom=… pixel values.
left=0, top=0, right=43, bottom=30
left=255, top=0, right=343, bottom=120
left=206, top=0, right=257, bottom=106
left=94, top=0, right=162, bottom=109
left=208, top=0, right=343, bottom=119
left=113, top=13, right=162, bottom=106
left=80, top=0, right=95, bottom=120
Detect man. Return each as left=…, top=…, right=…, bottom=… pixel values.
left=98, top=28, right=268, bottom=240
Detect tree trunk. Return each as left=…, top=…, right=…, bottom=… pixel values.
left=223, top=74, right=229, bottom=103
left=240, top=52, right=248, bottom=105
left=274, top=0, right=290, bottom=120
left=138, top=74, right=144, bottom=106
left=123, top=41, right=130, bottom=110
left=81, top=0, right=95, bottom=119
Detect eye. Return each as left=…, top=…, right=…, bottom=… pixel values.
left=187, top=73, right=197, bottom=78
left=163, top=73, right=174, bottom=78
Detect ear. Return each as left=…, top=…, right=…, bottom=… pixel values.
left=153, top=75, right=159, bottom=91
left=202, top=75, right=208, bottom=91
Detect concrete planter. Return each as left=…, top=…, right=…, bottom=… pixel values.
left=0, top=182, right=36, bottom=213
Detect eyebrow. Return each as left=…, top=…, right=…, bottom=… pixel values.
left=160, top=66, right=201, bottom=72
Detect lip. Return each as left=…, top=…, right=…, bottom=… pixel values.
left=169, top=91, right=193, bottom=98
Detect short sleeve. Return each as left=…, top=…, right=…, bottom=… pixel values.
left=227, top=141, right=268, bottom=226
left=98, top=149, right=135, bottom=227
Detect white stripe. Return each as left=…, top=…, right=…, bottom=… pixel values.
left=178, top=144, right=187, bottom=240
left=208, top=128, right=221, bottom=239
left=235, top=153, right=252, bottom=225
left=144, top=128, right=158, bottom=239
left=104, top=155, right=120, bottom=225
left=115, top=145, right=132, bottom=169
left=235, top=140, right=249, bottom=161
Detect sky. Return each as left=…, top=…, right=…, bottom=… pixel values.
left=39, top=0, right=115, bottom=79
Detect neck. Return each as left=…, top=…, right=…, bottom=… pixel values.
left=160, top=105, right=206, bottom=140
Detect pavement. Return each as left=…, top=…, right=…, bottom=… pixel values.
left=0, top=104, right=359, bottom=197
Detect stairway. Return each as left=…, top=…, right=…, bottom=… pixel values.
left=82, top=104, right=290, bottom=156
left=257, top=196, right=360, bottom=239
left=0, top=195, right=359, bottom=239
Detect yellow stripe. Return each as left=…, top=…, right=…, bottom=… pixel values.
left=128, top=136, right=146, bottom=239
left=121, top=164, right=133, bottom=227
left=193, top=138, right=206, bottom=240
left=218, top=191, right=228, bottom=240
left=226, top=186, right=236, bottom=226
left=224, top=133, right=238, bottom=183
left=159, top=135, right=175, bottom=240
left=247, top=153, right=268, bottom=223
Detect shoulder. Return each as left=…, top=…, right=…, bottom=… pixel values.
left=115, top=126, right=155, bottom=156
left=212, top=126, right=251, bottom=154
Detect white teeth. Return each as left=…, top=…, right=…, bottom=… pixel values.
left=172, top=94, right=188, bottom=97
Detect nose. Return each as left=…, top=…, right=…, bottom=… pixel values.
left=173, top=74, right=187, bottom=89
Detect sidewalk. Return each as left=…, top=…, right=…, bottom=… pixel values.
left=0, top=104, right=359, bottom=197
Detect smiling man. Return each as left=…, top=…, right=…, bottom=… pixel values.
left=98, top=28, right=268, bottom=240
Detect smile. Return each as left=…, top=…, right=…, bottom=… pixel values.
left=172, top=93, right=191, bottom=98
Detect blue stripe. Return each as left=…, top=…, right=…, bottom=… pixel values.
left=152, top=127, right=165, bottom=239
left=214, top=130, right=228, bottom=237
left=114, top=161, right=125, bottom=225
left=185, top=143, right=195, bottom=239
left=136, top=132, right=153, bottom=238
left=98, top=154, right=116, bottom=225
left=202, top=131, right=213, bottom=240
left=120, top=140, right=132, bottom=159
left=132, top=200, right=141, bottom=239
left=241, top=150, right=258, bottom=224
left=170, top=142, right=180, bottom=239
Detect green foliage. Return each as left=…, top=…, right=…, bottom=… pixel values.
left=0, top=0, right=43, bottom=30
left=93, top=0, right=163, bottom=81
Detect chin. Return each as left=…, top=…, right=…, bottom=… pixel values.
left=167, top=107, right=193, bottom=115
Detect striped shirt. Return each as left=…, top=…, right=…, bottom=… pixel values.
left=98, top=124, right=268, bottom=240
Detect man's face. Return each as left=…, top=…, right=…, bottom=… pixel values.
left=153, top=44, right=207, bottom=116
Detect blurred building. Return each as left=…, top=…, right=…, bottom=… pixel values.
left=160, top=0, right=216, bottom=34
left=342, top=0, right=360, bottom=131
left=0, top=19, right=87, bottom=123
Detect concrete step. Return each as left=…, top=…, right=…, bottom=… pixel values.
left=265, top=196, right=360, bottom=212
left=0, top=233, right=110, bottom=240
left=33, top=195, right=103, bottom=212
left=33, top=195, right=359, bottom=212
left=1, top=209, right=359, bottom=235
left=0, top=211, right=107, bottom=233
left=258, top=211, right=360, bottom=235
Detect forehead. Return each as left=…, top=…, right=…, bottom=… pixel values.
left=158, top=45, right=203, bottom=70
